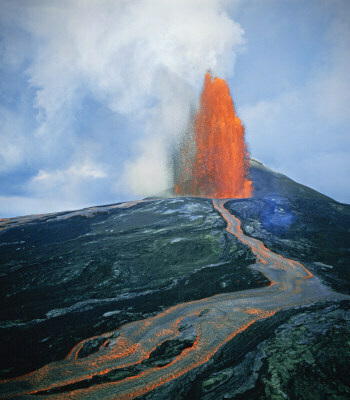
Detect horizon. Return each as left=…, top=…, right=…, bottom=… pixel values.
left=0, top=156, right=335, bottom=220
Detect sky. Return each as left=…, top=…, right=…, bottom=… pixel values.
left=0, top=0, right=349, bottom=217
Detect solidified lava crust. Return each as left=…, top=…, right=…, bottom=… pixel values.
left=0, top=199, right=344, bottom=400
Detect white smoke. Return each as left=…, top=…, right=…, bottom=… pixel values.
left=1, top=0, right=245, bottom=205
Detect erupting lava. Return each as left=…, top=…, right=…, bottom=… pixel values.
left=174, top=72, right=252, bottom=198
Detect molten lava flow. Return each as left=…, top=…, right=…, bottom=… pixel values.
left=174, top=72, right=252, bottom=198
left=0, top=200, right=329, bottom=400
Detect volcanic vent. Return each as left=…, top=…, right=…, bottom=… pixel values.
left=173, top=72, right=252, bottom=198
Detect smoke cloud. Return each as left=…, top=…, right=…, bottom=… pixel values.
left=0, top=0, right=245, bottom=214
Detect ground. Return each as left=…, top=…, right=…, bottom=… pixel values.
left=0, top=161, right=349, bottom=399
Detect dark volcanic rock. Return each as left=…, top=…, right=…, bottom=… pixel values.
left=0, top=160, right=349, bottom=400
left=249, top=158, right=333, bottom=201
left=139, top=301, right=350, bottom=400
left=0, top=197, right=264, bottom=379
left=200, top=302, right=350, bottom=400
left=239, top=159, right=350, bottom=293
left=226, top=195, right=350, bottom=294
left=142, top=337, right=196, bottom=368
left=77, top=337, right=107, bottom=359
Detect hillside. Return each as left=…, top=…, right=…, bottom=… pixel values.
left=0, top=162, right=349, bottom=400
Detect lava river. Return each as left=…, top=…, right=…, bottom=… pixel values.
left=0, top=200, right=342, bottom=399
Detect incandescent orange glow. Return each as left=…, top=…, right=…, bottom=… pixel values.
left=175, top=72, right=252, bottom=198
left=0, top=200, right=332, bottom=400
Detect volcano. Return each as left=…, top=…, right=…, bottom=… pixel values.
left=0, top=161, right=349, bottom=400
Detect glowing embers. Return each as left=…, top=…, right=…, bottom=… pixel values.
left=174, top=72, right=252, bottom=198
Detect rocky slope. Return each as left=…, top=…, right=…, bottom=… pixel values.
left=227, top=159, right=350, bottom=294
left=0, top=198, right=264, bottom=379
left=0, top=161, right=349, bottom=399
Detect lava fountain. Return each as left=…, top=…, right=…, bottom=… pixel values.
left=174, top=72, right=252, bottom=198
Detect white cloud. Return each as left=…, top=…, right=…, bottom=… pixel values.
left=0, top=105, right=27, bottom=173
left=17, top=0, right=244, bottom=119
left=241, top=54, right=350, bottom=202
left=242, top=83, right=350, bottom=202
left=0, top=0, right=245, bottom=210
left=311, top=17, right=350, bottom=124
left=238, top=1, right=350, bottom=203
left=28, top=158, right=108, bottom=202
left=0, top=195, right=90, bottom=218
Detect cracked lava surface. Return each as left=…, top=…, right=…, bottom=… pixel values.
left=0, top=199, right=342, bottom=399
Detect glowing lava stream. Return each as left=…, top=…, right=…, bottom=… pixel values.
left=0, top=200, right=342, bottom=400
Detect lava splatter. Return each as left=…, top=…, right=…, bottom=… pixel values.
left=174, top=73, right=252, bottom=198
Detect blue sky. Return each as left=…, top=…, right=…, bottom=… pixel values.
left=0, top=0, right=349, bottom=217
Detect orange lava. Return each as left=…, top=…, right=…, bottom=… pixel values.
left=0, top=201, right=325, bottom=400
left=175, top=72, right=252, bottom=198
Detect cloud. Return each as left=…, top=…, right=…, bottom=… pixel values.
left=311, top=15, right=350, bottom=124
left=32, top=161, right=107, bottom=189
left=239, top=0, right=350, bottom=203
left=0, top=0, right=245, bottom=215
left=24, top=137, right=113, bottom=207
left=28, top=160, right=107, bottom=199
left=14, top=0, right=244, bottom=128
left=0, top=195, right=91, bottom=217
left=0, top=106, right=26, bottom=173
left=242, top=84, right=350, bottom=203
